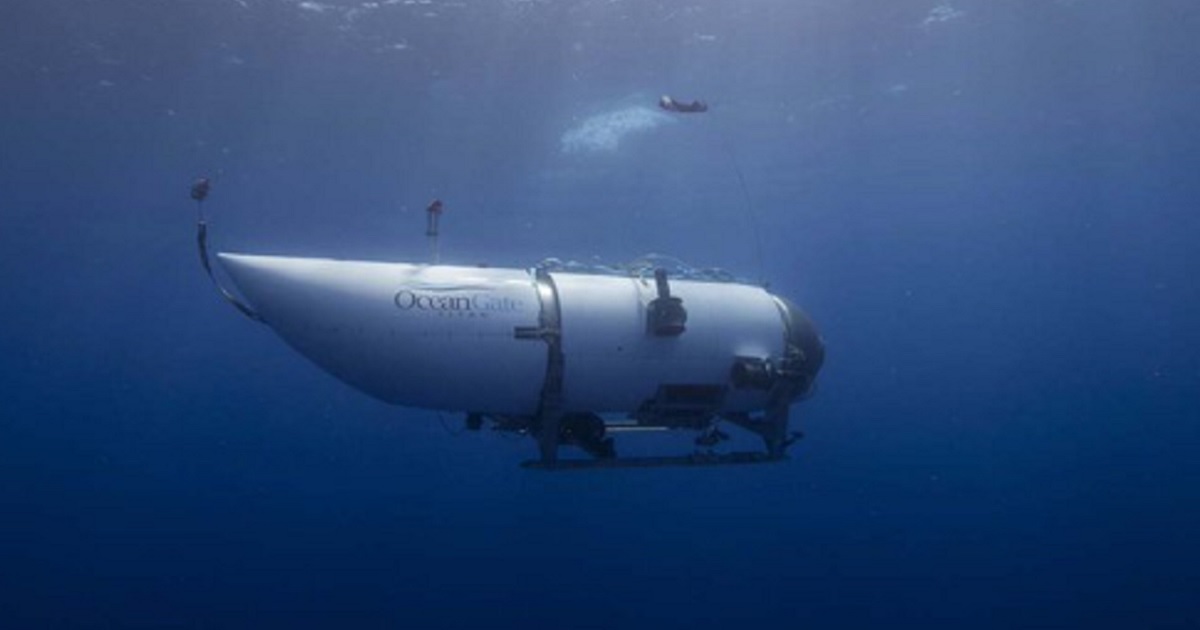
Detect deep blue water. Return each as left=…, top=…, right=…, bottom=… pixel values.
left=2, top=1, right=1199, bottom=627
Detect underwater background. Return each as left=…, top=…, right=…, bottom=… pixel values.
left=2, top=0, right=1198, bottom=627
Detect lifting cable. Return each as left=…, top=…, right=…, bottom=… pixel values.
left=714, top=121, right=768, bottom=287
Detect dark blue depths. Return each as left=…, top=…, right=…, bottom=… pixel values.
left=1, top=1, right=1198, bottom=627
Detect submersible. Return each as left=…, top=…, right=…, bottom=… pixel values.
left=198, top=191, right=824, bottom=469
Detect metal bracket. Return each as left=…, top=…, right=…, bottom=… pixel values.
left=529, top=268, right=565, bottom=465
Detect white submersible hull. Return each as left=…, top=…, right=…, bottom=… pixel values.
left=217, top=253, right=824, bottom=467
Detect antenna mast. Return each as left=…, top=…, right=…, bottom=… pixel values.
left=425, top=198, right=444, bottom=264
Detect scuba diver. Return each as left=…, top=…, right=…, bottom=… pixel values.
left=659, top=95, right=708, bottom=113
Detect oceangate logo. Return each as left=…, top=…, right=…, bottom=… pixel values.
left=394, top=289, right=524, bottom=317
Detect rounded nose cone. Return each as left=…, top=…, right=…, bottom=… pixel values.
left=776, top=297, right=825, bottom=395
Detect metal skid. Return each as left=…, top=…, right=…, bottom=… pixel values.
left=468, top=401, right=800, bottom=470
